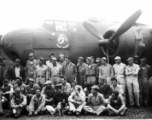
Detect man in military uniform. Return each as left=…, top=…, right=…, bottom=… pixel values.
left=62, top=56, right=77, bottom=84
left=28, top=87, right=45, bottom=116
left=77, top=57, right=88, bottom=87
left=84, top=57, right=98, bottom=93
left=107, top=91, right=127, bottom=116
left=125, top=57, right=140, bottom=107
left=25, top=53, right=38, bottom=83
left=25, top=78, right=40, bottom=105
left=46, top=53, right=55, bottom=68
left=84, top=85, right=106, bottom=116
left=34, top=57, right=47, bottom=88
left=113, top=56, right=126, bottom=97
left=139, top=58, right=152, bottom=106
left=61, top=76, right=71, bottom=95
left=47, top=57, right=62, bottom=85
left=99, top=57, right=114, bottom=85
left=58, top=54, right=66, bottom=68
left=11, top=88, right=27, bottom=118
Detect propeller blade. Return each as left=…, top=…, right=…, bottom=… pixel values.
left=109, top=10, right=142, bottom=42
left=83, top=21, right=104, bottom=40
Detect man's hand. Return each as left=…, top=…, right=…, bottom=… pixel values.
left=34, top=111, right=38, bottom=115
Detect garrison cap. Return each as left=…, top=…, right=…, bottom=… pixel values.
left=59, top=54, right=64, bottom=57
left=101, top=57, right=106, bottom=61
left=140, top=58, right=147, bottom=62
left=15, top=77, right=22, bottom=81
left=28, top=78, right=34, bottom=82
left=51, top=57, right=57, bottom=61
left=114, top=56, right=121, bottom=60
left=15, top=58, right=20, bottom=63
left=78, top=56, right=84, bottom=61
left=44, top=81, right=52, bottom=85
left=29, top=53, right=34, bottom=57
left=15, top=87, right=20, bottom=92
left=126, top=57, right=134, bottom=61
left=91, top=85, right=99, bottom=90
left=86, top=57, right=92, bottom=61
left=96, top=58, right=101, bottom=62
left=55, top=83, right=62, bottom=88
left=39, top=57, right=44, bottom=62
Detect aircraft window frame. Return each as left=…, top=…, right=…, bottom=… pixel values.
left=55, top=21, right=68, bottom=32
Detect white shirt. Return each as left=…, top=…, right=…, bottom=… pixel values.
left=113, top=63, right=126, bottom=78
left=125, top=63, right=140, bottom=79
left=15, top=67, right=20, bottom=77
left=46, top=60, right=53, bottom=68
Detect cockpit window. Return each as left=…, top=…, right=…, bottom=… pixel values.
left=43, top=20, right=55, bottom=31
left=55, top=21, right=68, bottom=32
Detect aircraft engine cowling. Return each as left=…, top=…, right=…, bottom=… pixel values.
left=101, top=25, right=137, bottom=60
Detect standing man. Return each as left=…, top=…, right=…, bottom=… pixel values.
left=139, top=58, right=152, bottom=106
left=58, top=54, right=66, bottom=67
left=113, top=56, right=126, bottom=96
left=84, top=85, right=106, bottom=116
left=10, top=58, right=25, bottom=83
left=99, top=57, right=114, bottom=85
left=46, top=53, right=55, bottom=68
left=62, top=56, right=77, bottom=85
left=77, top=57, right=88, bottom=87
left=125, top=57, right=140, bottom=107
left=34, top=57, right=47, bottom=88
left=84, top=57, right=98, bottom=93
left=25, top=53, right=38, bottom=83
left=47, top=57, right=62, bottom=85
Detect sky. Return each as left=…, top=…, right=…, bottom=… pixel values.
left=0, top=0, right=152, bottom=34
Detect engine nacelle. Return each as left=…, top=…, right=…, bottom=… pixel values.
left=101, top=25, right=143, bottom=60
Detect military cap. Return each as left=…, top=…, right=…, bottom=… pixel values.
left=140, top=58, right=147, bottom=62
left=59, top=54, right=64, bottom=57
left=39, top=57, right=44, bottom=63
left=91, top=85, right=99, bottom=90
left=44, top=81, right=52, bottom=85
left=29, top=53, right=34, bottom=57
left=55, top=83, right=62, bottom=88
left=15, top=87, right=20, bottom=92
left=28, top=78, right=34, bottom=82
left=126, top=57, right=134, bottom=61
left=75, top=85, right=82, bottom=91
left=101, top=57, right=106, bottom=61
left=96, top=58, right=101, bottom=62
left=78, top=56, right=84, bottom=61
left=49, top=53, right=54, bottom=57
left=51, top=57, right=57, bottom=61
left=114, top=56, right=121, bottom=60
left=15, top=77, right=22, bottom=81
left=15, top=58, right=20, bottom=62
left=86, top=57, right=92, bottom=61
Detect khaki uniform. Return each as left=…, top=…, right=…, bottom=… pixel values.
left=84, top=93, right=106, bottom=115
left=25, top=59, right=38, bottom=82
left=68, top=91, right=86, bottom=112
left=62, top=82, right=71, bottom=95
left=34, top=65, right=47, bottom=87
left=139, top=65, right=152, bottom=106
left=77, top=62, right=88, bottom=87
left=110, top=84, right=124, bottom=96
left=28, top=94, right=45, bottom=113
left=47, top=64, right=62, bottom=85
left=62, top=62, right=77, bottom=84
left=113, top=63, right=126, bottom=94
left=11, top=93, right=27, bottom=116
left=125, top=63, right=140, bottom=106
left=99, top=63, right=114, bottom=85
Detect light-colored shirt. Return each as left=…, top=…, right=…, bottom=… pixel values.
left=47, top=64, right=62, bottom=77
left=110, top=84, right=124, bottom=95
left=113, top=63, right=126, bottom=78
left=46, top=60, right=53, bottom=68
left=68, top=90, right=85, bottom=102
left=15, top=67, right=20, bottom=77
left=88, top=92, right=105, bottom=106
left=25, top=59, right=38, bottom=77
left=62, top=82, right=71, bottom=94
left=125, top=63, right=140, bottom=79
left=34, top=64, right=47, bottom=77
left=99, top=63, right=114, bottom=78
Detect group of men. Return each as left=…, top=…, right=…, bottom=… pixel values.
left=0, top=52, right=151, bottom=118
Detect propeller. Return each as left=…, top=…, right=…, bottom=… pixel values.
left=83, top=10, right=142, bottom=63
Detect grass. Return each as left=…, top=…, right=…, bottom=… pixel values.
left=0, top=106, right=152, bottom=119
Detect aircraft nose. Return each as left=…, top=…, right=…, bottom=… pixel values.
left=2, top=28, right=33, bottom=64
